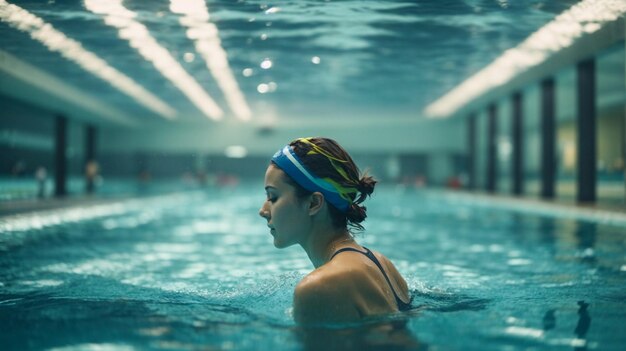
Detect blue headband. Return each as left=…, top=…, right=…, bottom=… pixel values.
left=271, top=146, right=351, bottom=212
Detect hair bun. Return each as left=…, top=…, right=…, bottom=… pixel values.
left=346, top=203, right=367, bottom=224
left=286, top=137, right=377, bottom=233
left=358, top=175, right=376, bottom=196
left=353, top=174, right=376, bottom=205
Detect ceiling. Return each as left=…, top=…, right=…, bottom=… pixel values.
left=0, top=0, right=584, bottom=129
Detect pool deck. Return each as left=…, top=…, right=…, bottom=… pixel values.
left=0, top=196, right=132, bottom=217
left=440, top=190, right=626, bottom=226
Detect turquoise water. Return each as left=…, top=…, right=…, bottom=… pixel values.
left=1, top=183, right=625, bottom=350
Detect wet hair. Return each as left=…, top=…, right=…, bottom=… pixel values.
left=273, top=137, right=376, bottom=232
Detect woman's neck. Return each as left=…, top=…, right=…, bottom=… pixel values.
left=301, top=225, right=354, bottom=268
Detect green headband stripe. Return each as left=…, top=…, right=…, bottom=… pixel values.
left=296, top=137, right=358, bottom=186
left=322, top=177, right=358, bottom=203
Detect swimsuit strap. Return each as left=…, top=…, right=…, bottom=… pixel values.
left=330, top=246, right=412, bottom=311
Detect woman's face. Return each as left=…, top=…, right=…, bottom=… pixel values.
left=259, top=165, right=311, bottom=248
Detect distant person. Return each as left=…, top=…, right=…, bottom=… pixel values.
left=85, top=160, right=99, bottom=193
left=259, top=137, right=412, bottom=325
left=35, top=166, right=47, bottom=198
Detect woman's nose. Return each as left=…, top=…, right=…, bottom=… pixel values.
left=259, top=203, right=269, bottom=219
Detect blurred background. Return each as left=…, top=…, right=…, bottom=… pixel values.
left=1, top=0, right=624, bottom=207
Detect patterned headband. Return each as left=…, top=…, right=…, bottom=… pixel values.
left=271, top=141, right=358, bottom=212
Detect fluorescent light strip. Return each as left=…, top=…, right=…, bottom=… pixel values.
left=424, top=0, right=626, bottom=118
left=170, top=0, right=252, bottom=121
left=0, top=1, right=177, bottom=120
left=84, top=0, right=223, bottom=121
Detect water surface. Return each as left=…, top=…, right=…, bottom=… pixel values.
left=1, top=183, right=625, bottom=350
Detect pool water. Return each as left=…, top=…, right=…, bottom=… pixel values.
left=1, top=183, right=625, bottom=350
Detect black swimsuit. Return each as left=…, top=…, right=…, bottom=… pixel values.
left=330, top=246, right=412, bottom=311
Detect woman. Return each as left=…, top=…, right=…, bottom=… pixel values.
left=259, top=137, right=412, bottom=325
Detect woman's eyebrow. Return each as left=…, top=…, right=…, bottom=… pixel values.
left=264, top=186, right=277, bottom=191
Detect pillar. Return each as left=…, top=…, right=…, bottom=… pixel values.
left=54, top=115, right=67, bottom=197
left=85, top=125, right=97, bottom=194
left=577, top=58, right=596, bottom=203
left=486, top=104, right=497, bottom=193
left=512, top=92, right=524, bottom=195
left=468, top=113, right=476, bottom=190
left=541, top=78, right=556, bottom=199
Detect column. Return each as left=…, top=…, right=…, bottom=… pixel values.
left=512, top=92, right=524, bottom=195
left=541, top=78, right=556, bottom=199
left=54, top=115, right=67, bottom=197
left=486, top=104, right=497, bottom=193
left=577, top=59, right=596, bottom=203
left=85, top=125, right=97, bottom=194
left=468, top=113, right=476, bottom=190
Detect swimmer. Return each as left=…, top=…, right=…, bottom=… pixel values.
left=259, top=137, right=411, bottom=325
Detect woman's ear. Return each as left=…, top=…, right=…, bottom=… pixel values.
left=308, top=192, right=324, bottom=216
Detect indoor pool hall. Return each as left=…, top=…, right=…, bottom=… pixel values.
left=1, top=1, right=625, bottom=350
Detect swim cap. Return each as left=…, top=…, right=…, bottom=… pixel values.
left=271, top=144, right=357, bottom=212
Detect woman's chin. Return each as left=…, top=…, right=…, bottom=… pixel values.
left=273, top=237, right=291, bottom=249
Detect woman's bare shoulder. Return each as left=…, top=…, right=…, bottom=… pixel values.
left=295, top=264, right=363, bottom=298
left=293, top=264, right=365, bottom=324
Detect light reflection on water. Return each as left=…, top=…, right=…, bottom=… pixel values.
left=0, top=184, right=625, bottom=350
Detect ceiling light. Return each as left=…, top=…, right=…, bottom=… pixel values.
left=85, top=0, right=223, bottom=121
left=183, top=52, right=195, bottom=63
left=257, top=83, right=269, bottom=94
left=424, top=0, right=626, bottom=119
left=170, top=0, right=252, bottom=121
left=224, top=145, right=247, bottom=158
left=260, top=59, right=272, bottom=70
left=0, top=0, right=176, bottom=120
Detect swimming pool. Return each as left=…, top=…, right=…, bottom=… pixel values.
left=1, top=183, right=625, bottom=350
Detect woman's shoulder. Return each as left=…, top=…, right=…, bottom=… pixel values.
left=328, top=247, right=410, bottom=306
left=293, top=266, right=364, bottom=324
left=296, top=262, right=365, bottom=296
